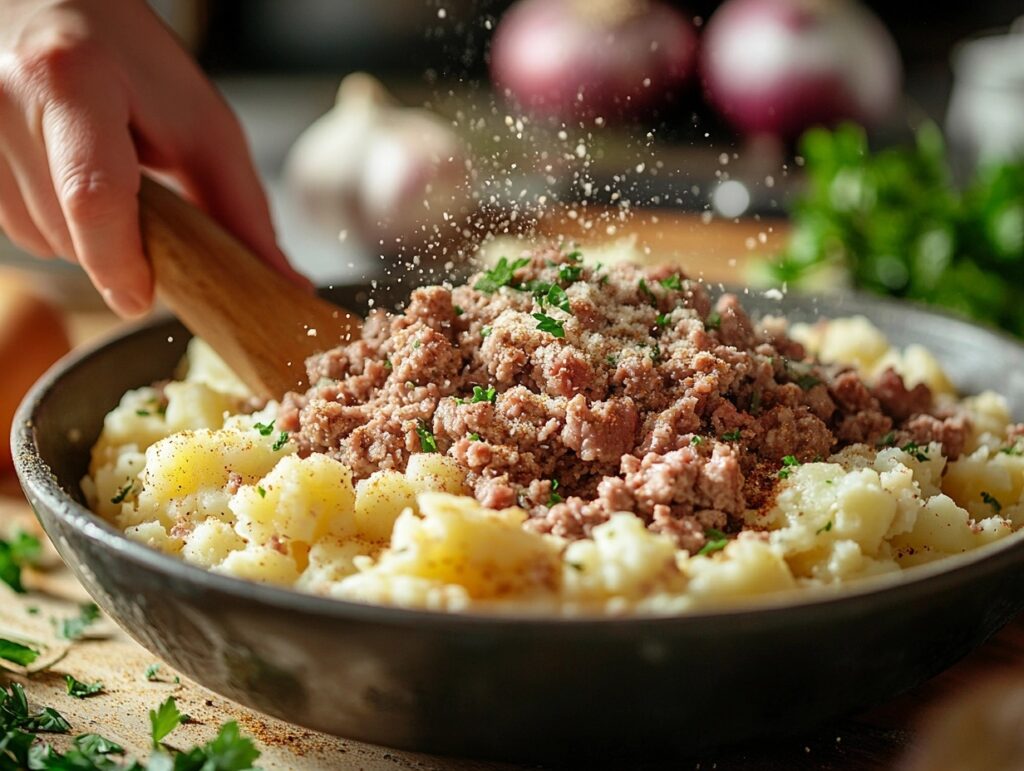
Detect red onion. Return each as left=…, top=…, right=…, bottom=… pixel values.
left=490, top=0, right=698, bottom=122
left=701, top=0, right=902, bottom=137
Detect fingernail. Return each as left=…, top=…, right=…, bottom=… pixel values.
left=103, top=287, right=150, bottom=319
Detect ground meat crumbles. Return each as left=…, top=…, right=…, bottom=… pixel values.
left=277, top=247, right=969, bottom=555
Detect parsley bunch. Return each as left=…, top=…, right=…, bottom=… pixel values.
left=771, top=122, right=1024, bottom=335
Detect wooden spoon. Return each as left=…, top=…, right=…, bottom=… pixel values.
left=137, top=176, right=360, bottom=401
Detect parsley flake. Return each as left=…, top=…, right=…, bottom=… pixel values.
left=474, top=257, right=530, bottom=293
left=481, top=325, right=493, bottom=338
left=57, top=603, right=100, bottom=641
left=656, top=313, right=670, bottom=327
left=816, top=520, right=834, bottom=535
left=547, top=480, right=563, bottom=507
left=704, top=311, right=722, bottom=330
left=558, top=264, right=583, bottom=284
left=110, top=482, right=134, bottom=505
left=257, top=486, right=267, bottom=499
left=253, top=421, right=275, bottom=437
left=902, top=442, right=930, bottom=462
left=416, top=422, right=438, bottom=453
left=876, top=431, right=897, bottom=447
left=454, top=305, right=464, bottom=316
left=145, top=664, right=161, bottom=681
left=777, top=455, right=800, bottom=479
left=565, top=250, right=582, bottom=262
left=272, top=432, right=290, bottom=451
left=65, top=676, right=104, bottom=699
left=796, top=373, right=822, bottom=390
left=982, top=491, right=1003, bottom=512
left=659, top=275, right=683, bottom=290
left=0, top=531, right=40, bottom=594
left=691, top=435, right=704, bottom=446
left=468, top=432, right=481, bottom=442
left=471, top=385, right=497, bottom=403
left=697, top=528, right=729, bottom=556
left=533, top=313, right=565, bottom=338
left=1000, top=443, right=1023, bottom=456
left=150, top=696, right=184, bottom=747
left=721, top=430, right=742, bottom=441
left=638, top=278, right=655, bottom=302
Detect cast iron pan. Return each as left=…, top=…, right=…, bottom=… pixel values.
left=12, top=284, right=1024, bottom=762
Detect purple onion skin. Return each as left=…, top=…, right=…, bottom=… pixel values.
left=701, top=0, right=902, bottom=138
left=491, top=0, right=698, bottom=122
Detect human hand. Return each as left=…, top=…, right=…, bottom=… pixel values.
left=0, top=0, right=309, bottom=317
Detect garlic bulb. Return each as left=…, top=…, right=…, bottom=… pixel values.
left=285, top=73, right=473, bottom=247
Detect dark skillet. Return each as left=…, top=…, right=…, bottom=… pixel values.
left=12, top=284, right=1024, bottom=762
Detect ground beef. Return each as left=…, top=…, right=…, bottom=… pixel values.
left=281, top=246, right=966, bottom=553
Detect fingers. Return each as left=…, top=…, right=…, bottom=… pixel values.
left=169, top=102, right=312, bottom=290
left=41, top=86, right=152, bottom=318
left=0, top=155, right=54, bottom=258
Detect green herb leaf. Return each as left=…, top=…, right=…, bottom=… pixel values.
left=721, top=430, right=742, bottom=441
left=253, top=421, right=275, bottom=437
left=150, top=696, right=184, bottom=747
left=0, top=638, right=38, bottom=666
left=474, top=257, right=531, bottom=293
left=816, top=520, right=834, bottom=535
left=383, top=358, right=393, bottom=371
left=145, top=663, right=161, bottom=681
left=65, top=676, right=104, bottom=699
left=547, top=479, right=563, bottom=507
left=1000, top=443, right=1024, bottom=456
left=256, top=486, right=267, bottom=499
left=73, top=732, right=124, bottom=756
left=57, top=603, right=100, bottom=641
left=0, top=532, right=40, bottom=594
left=876, top=431, right=897, bottom=447
left=705, top=311, right=721, bottom=330
left=471, top=385, right=497, bottom=404
left=480, top=325, right=493, bottom=338
left=697, top=528, right=729, bottom=556
left=110, top=481, right=135, bottom=505
left=272, top=432, right=290, bottom=452
left=416, top=421, right=438, bottom=453
left=655, top=313, right=669, bottom=327
left=902, top=442, right=930, bottom=462
left=777, top=455, right=801, bottom=479
left=690, top=435, right=704, bottom=446
left=454, top=305, right=464, bottom=316
left=558, top=264, right=583, bottom=284
left=982, top=491, right=1003, bottom=513
left=533, top=313, right=565, bottom=338
left=658, top=275, right=683, bottom=290
left=467, top=432, right=481, bottom=442
left=638, top=278, right=655, bottom=302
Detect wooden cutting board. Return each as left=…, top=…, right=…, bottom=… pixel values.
left=2, top=214, right=1021, bottom=770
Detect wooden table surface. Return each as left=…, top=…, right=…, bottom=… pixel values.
left=1, top=214, right=1021, bottom=770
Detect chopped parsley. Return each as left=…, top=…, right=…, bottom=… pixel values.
left=384, top=358, right=393, bottom=370
left=412, top=340, right=421, bottom=349
left=565, top=249, right=582, bottom=262
left=110, top=482, right=135, bottom=505
left=65, top=676, right=104, bottom=699
left=471, top=385, right=497, bottom=403
left=145, top=663, right=161, bottom=681
left=606, top=354, right=618, bottom=366
left=704, top=311, right=722, bottom=330
left=649, top=343, right=662, bottom=363
left=982, top=491, right=1003, bottom=513
left=658, top=275, right=683, bottom=290
left=253, top=421, right=275, bottom=437
left=902, top=442, right=930, bottom=462
left=0, top=638, right=39, bottom=666
left=454, top=305, right=464, bottom=316
left=257, top=486, right=267, bottom=499
left=416, top=422, right=438, bottom=453
left=57, top=603, right=100, bottom=641
left=638, top=278, right=656, bottom=302
left=474, top=256, right=530, bottom=293
left=1000, top=443, right=1023, bottom=456
left=697, top=528, right=729, bottom=556
left=533, top=312, right=565, bottom=338
left=816, top=520, right=834, bottom=534
left=547, top=480, right=563, bottom=507
left=777, top=455, right=800, bottom=479
left=272, top=432, right=290, bottom=452
left=529, top=282, right=572, bottom=313
left=0, top=531, right=40, bottom=594
left=481, top=325, right=493, bottom=338
left=690, top=435, right=704, bottom=446
left=655, top=313, right=670, bottom=327
left=468, top=432, right=481, bottom=442
left=558, top=264, right=583, bottom=284
left=876, top=431, right=897, bottom=448
left=721, top=430, right=742, bottom=441
left=135, top=409, right=151, bottom=417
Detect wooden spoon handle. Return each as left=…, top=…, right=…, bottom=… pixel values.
left=138, top=176, right=359, bottom=401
